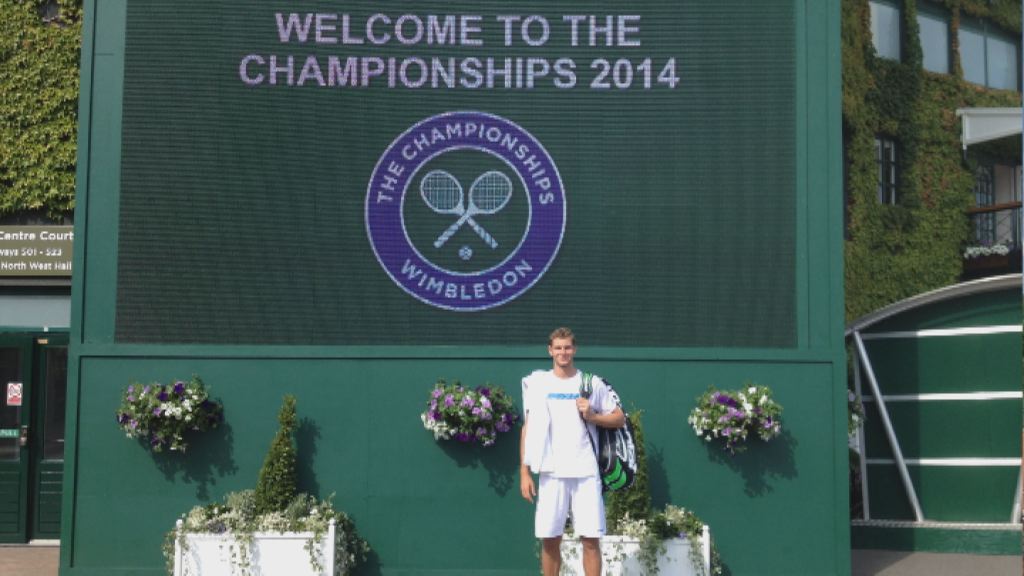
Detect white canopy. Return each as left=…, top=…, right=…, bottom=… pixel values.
left=955, top=107, right=1022, bottom=149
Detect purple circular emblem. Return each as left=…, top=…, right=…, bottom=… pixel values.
left=366, top=111, right=565, bottom=311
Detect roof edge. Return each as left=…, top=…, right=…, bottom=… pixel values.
left=846, top=274, right=1022, bottom=335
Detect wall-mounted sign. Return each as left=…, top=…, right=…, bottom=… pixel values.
left=6, top=382, right=23, bottom=406
left=0, top=429, right=19, bottom=439
left=0, top=226, right=73, bottom=277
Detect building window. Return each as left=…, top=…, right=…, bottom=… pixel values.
left=972, top=162, right=1022, bottom=249
left=870, top=1, right=901, bottom=61
left=959, top=19, right=1020, bottom=90
left=917, top=7, right=949, bottom=74
left=875, top=136, right=898, bottom=205
left=973, top=165, right=996, bottom=245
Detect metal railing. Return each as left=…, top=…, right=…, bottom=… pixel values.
left=967, top=201, right=1022, bottom=253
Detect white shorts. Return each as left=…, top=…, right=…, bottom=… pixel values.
left=534, top=474, right=605, bottom=539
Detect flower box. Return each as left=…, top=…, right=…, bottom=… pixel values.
left=561, top=526, right=711, bottom=576
left=172, top=519, right=336, bottom=576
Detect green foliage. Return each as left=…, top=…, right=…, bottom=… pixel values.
left=165, top=489, right=370, bottom=576
left=0, top=0, right=81, bottom=220
left=842, top=0, right=1022, bottom=321
left=605, top=410, right=651, bottom=534
left=254, top=395, right=299, bottom=514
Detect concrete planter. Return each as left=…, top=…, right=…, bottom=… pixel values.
left=172, top=519, right=336, bottom=576
left=561, top=526, right=711, bottom=575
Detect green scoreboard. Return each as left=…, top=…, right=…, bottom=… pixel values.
left=116, top=1, right=796, bottom=347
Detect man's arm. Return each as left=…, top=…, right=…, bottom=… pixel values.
left=519, top=415, right=536, bottom=503
left=578, top=402, right=626, bottom=428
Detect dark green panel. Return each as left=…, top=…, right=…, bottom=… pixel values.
left=862, top=400, right=1021, bottom=459
left=862, top=333, right=1020, bottom=395
left=864, top=289, right=1021, bottom=334
left=866, top=465, right=1018, bottom=523
left=852, top=525, right=1021, bottom=555
left=0, top=471, right=20, bottom=539
left=114, top=0, right=796, bottom=347
left=34, top=463, right=62, bottom=539
left=69, top=356, right=841, bottom=575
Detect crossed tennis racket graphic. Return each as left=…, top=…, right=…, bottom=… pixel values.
left=420, top=169, right=513, bottom=249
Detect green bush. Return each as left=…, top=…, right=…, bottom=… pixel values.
left=254, top=395, right=299, bottom=514
left=604, top=410, right=651, bottom=533
left=0, top=0, right=81, bottom=220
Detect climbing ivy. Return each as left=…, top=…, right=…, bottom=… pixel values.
left=0, top=0, right=82, bottom=221
left=843, top=0, right=1021, bottom=321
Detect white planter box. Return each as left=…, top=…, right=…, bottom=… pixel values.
left=173, top=519, right=335, bottom=576
left=561, top=526, right=710, bottom=576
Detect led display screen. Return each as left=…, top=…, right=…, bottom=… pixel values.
left=116, top=0, right=796, bottom=347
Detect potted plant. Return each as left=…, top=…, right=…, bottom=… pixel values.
left=560, top=411, right=720, bottom=575
left=687, top=383, right=783, bottom=453
left=420, top=379, right=519, bottom=446
left=116, top=375, right=224, bottom=453
left=166, top=395, right=369, bottom=576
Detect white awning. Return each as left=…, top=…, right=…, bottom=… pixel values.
left=955, top=107, right=1022, bottom=149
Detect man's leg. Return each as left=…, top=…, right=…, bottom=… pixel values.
left=535, top=475, right=569, bottom=576
left=541, top=536, right=563, bottom=576
left=580, top=537, right=601, bottom=576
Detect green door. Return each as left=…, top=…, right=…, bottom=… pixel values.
left=0, top=335, right=32, bottom=542
left=31, top=335, right=67, bottom=540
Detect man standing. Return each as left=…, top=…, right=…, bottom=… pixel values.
left=520, top=327, right=625, bottom=576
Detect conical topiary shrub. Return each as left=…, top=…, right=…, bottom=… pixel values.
left=254, top=394, right=299, bottom=514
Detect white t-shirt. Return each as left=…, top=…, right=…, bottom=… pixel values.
left=522, top=370, right=617, bottom=478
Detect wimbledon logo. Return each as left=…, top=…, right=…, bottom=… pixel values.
left=366, top=111, right=565, bottom=311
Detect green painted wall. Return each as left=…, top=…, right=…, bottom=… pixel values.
left=63, top=1, right=847, bottom=574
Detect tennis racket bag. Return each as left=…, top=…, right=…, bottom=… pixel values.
left=580, top=372, right=637, bottom=492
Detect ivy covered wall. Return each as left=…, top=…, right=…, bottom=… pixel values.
left=0, top=0, right=81, bottom=222
left=842, top=0, right=1022, bottom=321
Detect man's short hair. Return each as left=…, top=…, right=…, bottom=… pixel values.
left=548, top=327, right=575, bottom=345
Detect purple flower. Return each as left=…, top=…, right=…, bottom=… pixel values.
left=480, top=410, right=492, bottom=421
left=762, top=418, right=774, bottom=429
left=461, top=396, right=474, bottom=408
left=479, top=387, right=491, bottom=397
left=430, top=400, right=438, bottom=411
left=454, top=432, right=470, bottom=442
left=471, top=407, right=482, bottom=416
left=716, top=394, right=738, bottom=408
left=444, top=395, right=455, bottom=407
left=158, top=390, right=169, bottom=401
left=722, top=427, right=733, bottom=436
left=173, top=381, right=185, bottom=396
left=496, top=421, right=510, bottom=433
left=127, top=385, right=135, bottom=394
left=432, top=388, right=444, bottom=399
left=143, top=385, right=151, bottom=395
left=430, top=411, right=442, bottom=421
left=153, top=407, right=163, bottom=416
left=117, top=413, right=128, bottom=424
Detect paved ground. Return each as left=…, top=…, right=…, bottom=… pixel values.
left=0, top=544, right=1020, bottom=575
left=850, top=549, right=1020, bottom=576
left=0, top=543, right=58, bottom=576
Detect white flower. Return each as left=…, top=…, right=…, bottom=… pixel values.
left=748, top=386, right=756, bottom=395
